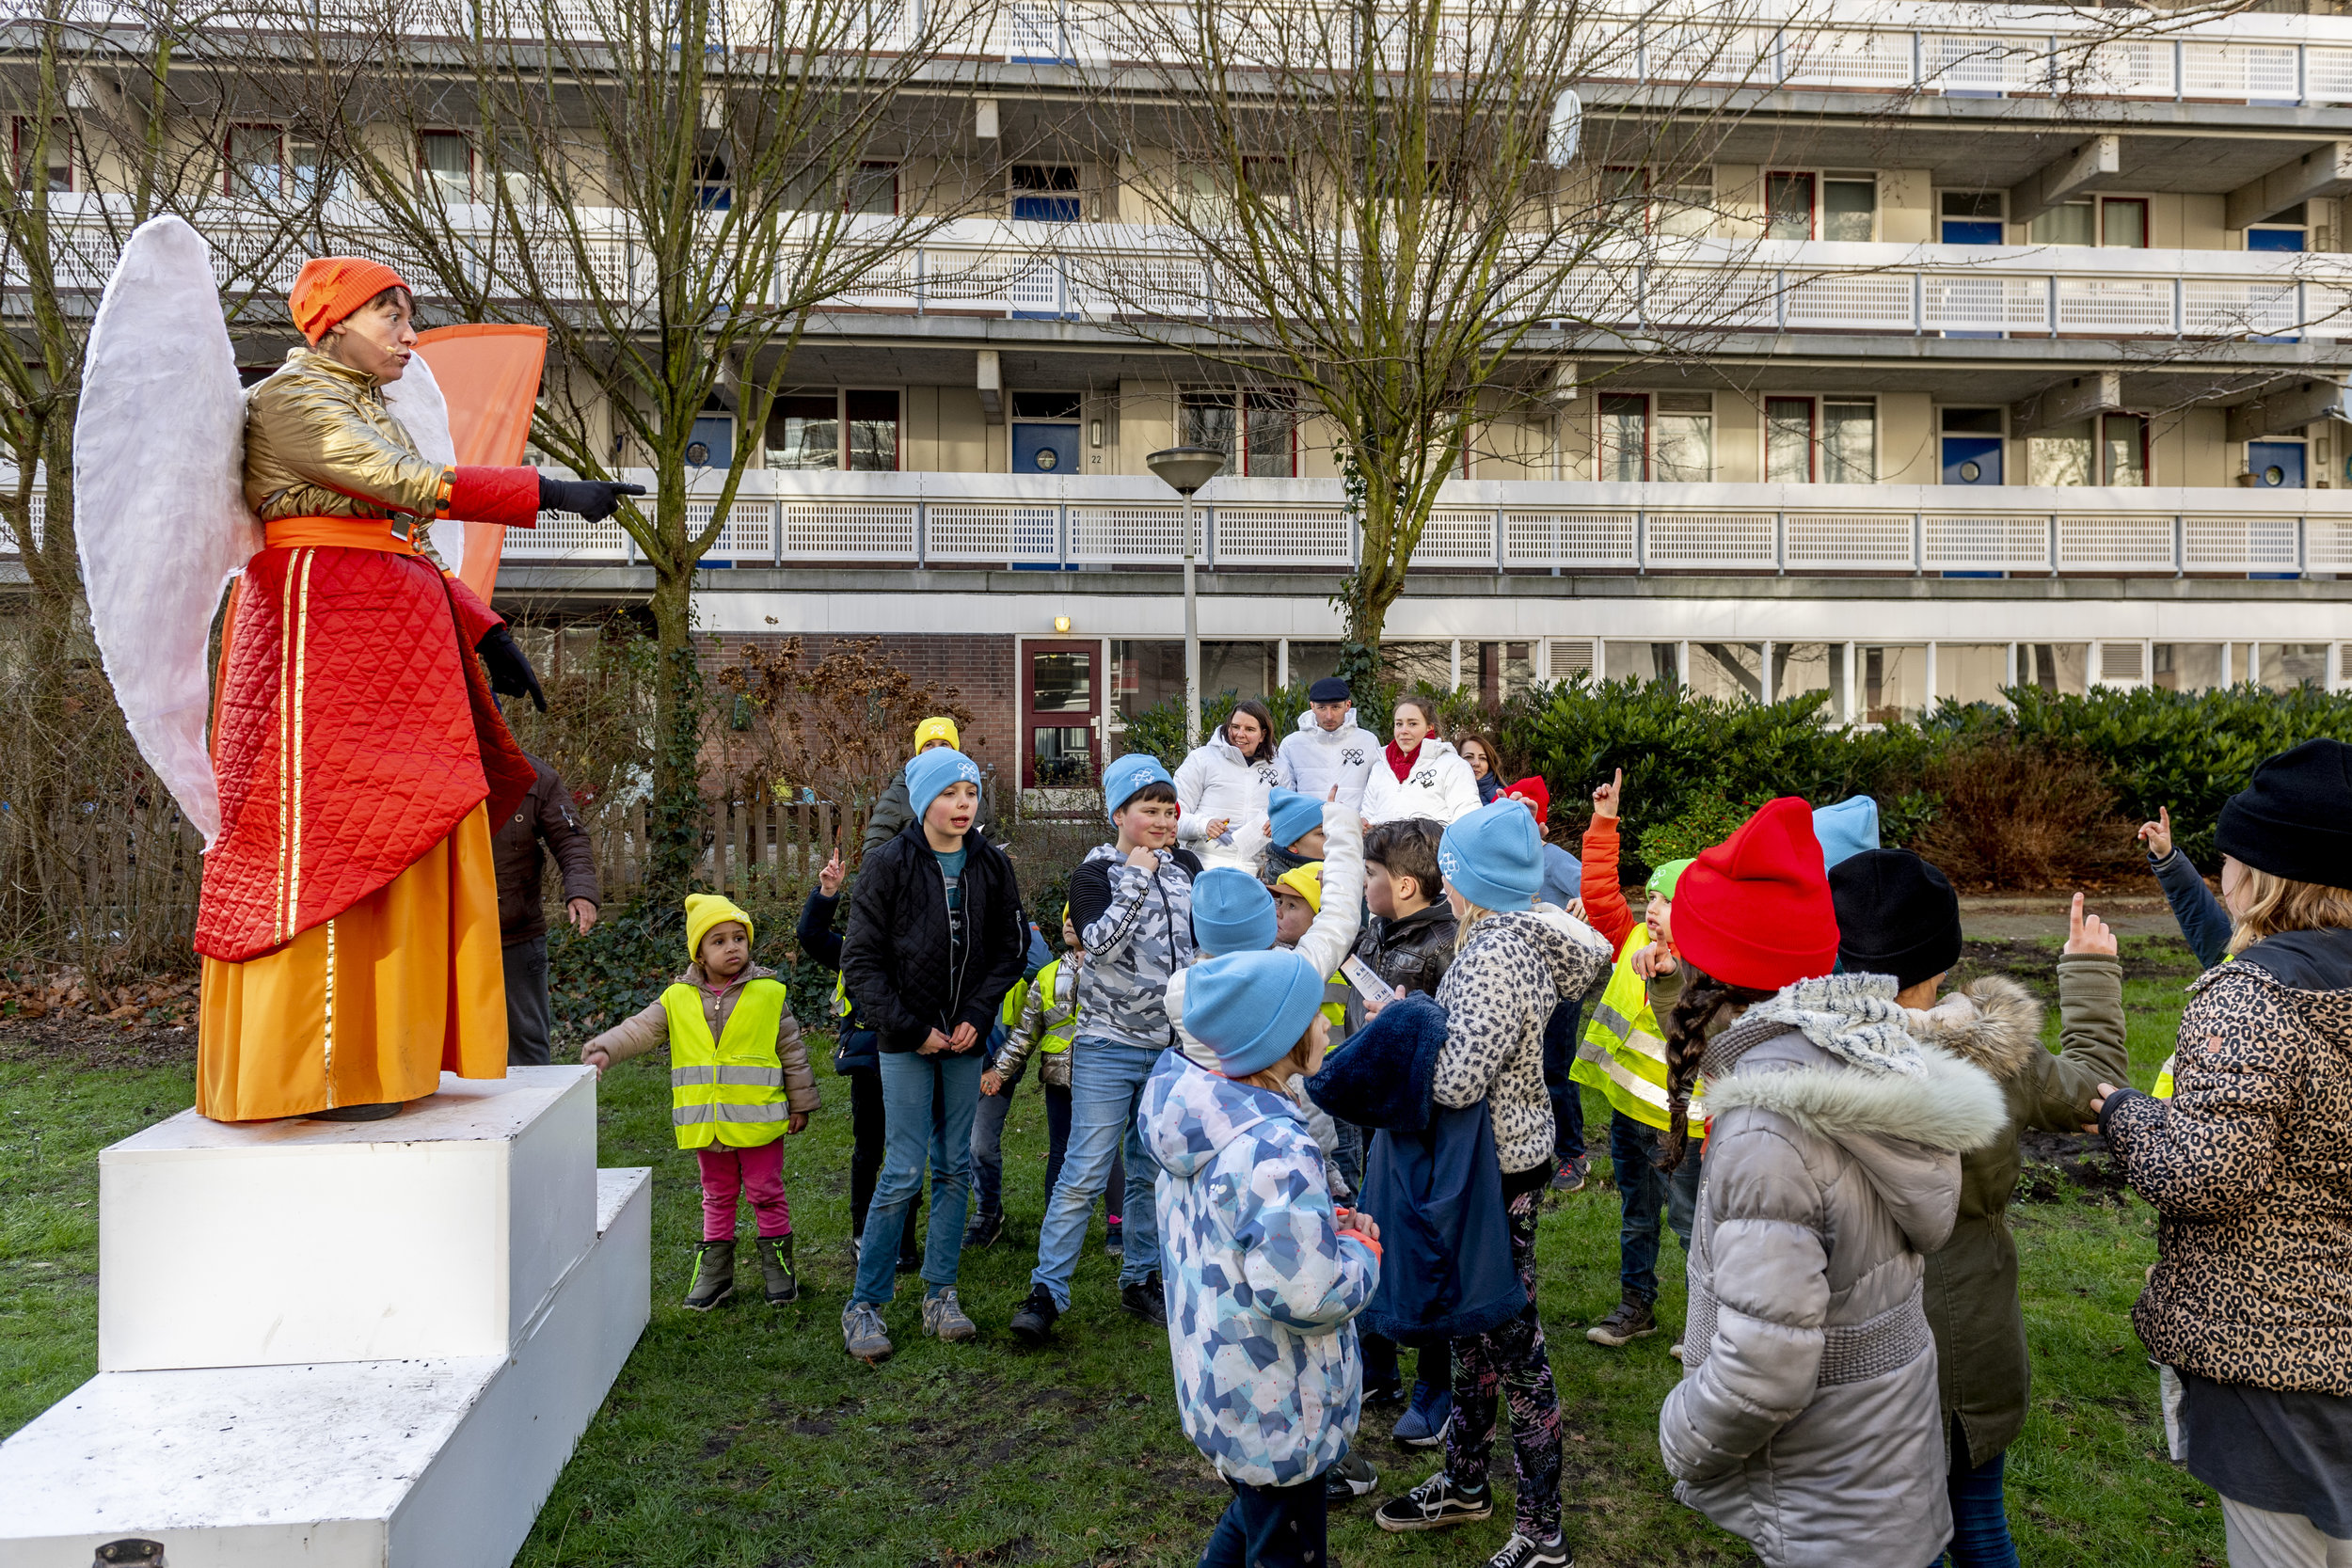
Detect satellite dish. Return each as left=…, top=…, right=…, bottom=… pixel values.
left=1547, top=89, right=1582, bottom=167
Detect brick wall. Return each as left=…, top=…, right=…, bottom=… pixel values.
left=703, top=632, right=1020, bottom=789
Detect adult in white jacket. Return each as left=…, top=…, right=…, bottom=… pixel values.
left=1361, top=696, right=1484, bottom=826
left=1276, top=676, right=1378, bottom=810
left=1174, top=698, right=1282, bottom=872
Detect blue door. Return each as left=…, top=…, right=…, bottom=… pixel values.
left=1012, top=422, right=1080, bottom=475
left=1941, top=219, right=2003, bottom=245
left=2249, top=227, right=2306, bottom=253
left=1942, top=435, right=2003, bottom=485
left=688, top=415, right=734, bottom=468
left=2249, top=441, right=2306, bottom=488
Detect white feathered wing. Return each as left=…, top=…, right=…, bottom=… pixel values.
left=73, top=215, right=260, bottom=848
left=381, top=349, right=462, bottom=569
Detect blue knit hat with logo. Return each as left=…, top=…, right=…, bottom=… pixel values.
left=1266, top=788, right=1324, bottom=850
left=1813, top=795, right=1881, bottom=872
left=1103, top=752, right=1174, bottom=822
left=905, top=747, right=981, bottom=825
left=1185, top=949, right=1328, bottom=1077
left=1192, top=867, right=1279, bottom=956
left=1438, top=798, right=1545, bottom=913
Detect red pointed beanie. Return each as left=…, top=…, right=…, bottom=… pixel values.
left=1671, top=796, right=1841, bottom=992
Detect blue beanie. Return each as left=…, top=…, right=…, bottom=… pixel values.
left=1103, top=752, right=1173, bottom=821
left=1308, top=676, right=1351, bottom=703
left=1266, top=789, right=1324, bottom=850
left=1438, top=799, right=1544, bottom=912
left=905, top=747, right=981, bottom=826
left=1813, top=796, right=1881, bottom=872
left=1192, top=867, right=1279, bottom=956
left=1185, top=949, right=1328, bottom=1076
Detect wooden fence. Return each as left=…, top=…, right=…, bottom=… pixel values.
left=578, top=794, right=872, bottom=900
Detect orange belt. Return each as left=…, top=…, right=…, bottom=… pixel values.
left=262, top=515, right=423, bottom=556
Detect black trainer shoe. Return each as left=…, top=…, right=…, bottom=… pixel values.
left=1374, top=1471, right=1494, bottom=1533
left=753, top=1233, right=797, bottom=1305
left=1585, top=1293, right=1658, bottom=1347
left=683, top=1240, right=735, bottom=1311
left=1549, top=1156, right=1589, bottom=1194
left=1486, top=1531, right=1575, bottom=1568
left=1120, top=1275, right=1168, bottom=1328
left=1009, top=1283, right=1060, bottom=1346
left=1323, top=1448, right=1377, bottom=1503
left=963, top=1209, right=1004, bottom=1249
left=1362, top=1374, right=1408, bottom=1410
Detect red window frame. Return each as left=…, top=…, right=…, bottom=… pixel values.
left=224, top=123, right=284, bottom=198
left=13, top=118, right=72, bottom=193
left=2099, top=197, right=2149, bottom=248
left=1765, top=171, right=1816, bottom=240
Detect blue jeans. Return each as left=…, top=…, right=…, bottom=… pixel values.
left=1610, top=1110, right=1702, bottom=1304
left=1542, top=1000, right=1585, bottom=1163
left=853, top=1048, right=983, bottom=1306
left=1200, top=1475, right=1328, bottom=1568
left=1945, top=1418, right=2020, bottom=1568
left=1031, top=1037, right=1163, bottom=1307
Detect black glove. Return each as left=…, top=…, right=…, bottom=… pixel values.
left=537, top=473, right=645, bottom=523
left=477, top=624, right=547, bottom=712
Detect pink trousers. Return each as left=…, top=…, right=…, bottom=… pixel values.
left=696, top=1142, right=792, bottom=1242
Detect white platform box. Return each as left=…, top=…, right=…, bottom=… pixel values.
left=99, top=1068, right=599, bottom=1371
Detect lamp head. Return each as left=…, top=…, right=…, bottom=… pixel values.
left=1146, top=445, right=1226, bottom=497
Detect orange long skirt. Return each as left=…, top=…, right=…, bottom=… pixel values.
left=197, top=802, right=509, bottom=1121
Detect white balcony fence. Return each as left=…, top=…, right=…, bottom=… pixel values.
left=485, top=471, right=2352, bottom=577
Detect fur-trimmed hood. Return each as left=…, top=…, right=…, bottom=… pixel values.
left=1900, top=974, right=2045, bottom=1085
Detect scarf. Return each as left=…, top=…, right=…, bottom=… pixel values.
left=1386, top=740, right=1421, bottom=783
left=1735, top=973, right=1927, bottom=1078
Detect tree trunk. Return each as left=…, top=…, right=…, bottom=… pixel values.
left=644, top=503, right=704, bottom=903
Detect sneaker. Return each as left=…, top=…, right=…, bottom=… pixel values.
left=1104, top=1218, right=1125, bottom=1256
left=683, top=1240, right=735, bottom=1311
left=1393, top=1382, right=1454, bottom=1449
left=1120, top=1274, right=1168, bottom=1328
left=1323, top=1448, right=1378, bottom=1503
left=963, top=1210, right=1004, bottom=1249
left=1549, top=1156, right=1589, bottom=1194
left=1669, top=1338, right=1684, bottom=1362
left=1362, top=1374, right=1408, bottom=1410
left=752, top=1233, right=797, bottom=1306
left=1487, top=1531, right=1574, bottom=1568
left=1374, top=1472, right=1494, bottom=1533
left=1585, top=1294, right=1658, bottom=1348
left=922, top=1288, right=977, bottom=1342
left=1009, top=1283, right=1060, bottom=1346
left=842, top=1301, right=893, bottom=1363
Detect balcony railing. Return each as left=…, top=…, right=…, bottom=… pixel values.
left=500, top=472, right=2352, bottom=578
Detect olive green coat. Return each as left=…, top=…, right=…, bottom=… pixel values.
left=1914, top=957, right=2128, bottom=1468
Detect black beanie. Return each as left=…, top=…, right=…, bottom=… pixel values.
left=2217, top=738, right=2352, bottom=891
left=1829, top=848, right=1963, bottom=990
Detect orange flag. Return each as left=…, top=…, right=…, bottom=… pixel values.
left=413, top=324, right=549, bottom=601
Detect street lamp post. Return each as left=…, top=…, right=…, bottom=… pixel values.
left=1145, top=445, right=1226, bottom=751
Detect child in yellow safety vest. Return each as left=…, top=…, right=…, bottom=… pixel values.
left=583, top=893, right=818, bottom=1311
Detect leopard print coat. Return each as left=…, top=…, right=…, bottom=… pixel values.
left=1432, top=906, right=1611, bottom=1174
left=2105, top=937, right=2352, bottom=1394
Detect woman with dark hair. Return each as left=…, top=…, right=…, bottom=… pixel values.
left=1458, top=733, right=1505, bottom=805
left=1362, top=696, right=1484, bottom=827
left=1176, top=697, right=1282, bottom=873
left=1652, top=798, right=2006, bottom=1568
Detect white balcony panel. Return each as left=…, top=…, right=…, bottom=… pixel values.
left=504, top=511, right=628, bottom=562
left=684, top=499, right=774, bottom=563
left=2057, top=514, right=2176, bottom=571
left=1501, top=510, right=1635, bottom=569
left=1067, top=251, right=1212, bottom=318
left=1212, top=507, right=1348, bottom=567
left=2309, top=517, right=2352, bottom=571
left=1647, top=268, right=1776, bottom=330
left=2185, top=278, right=2300, bottom=338
left=1785, top=272, right=1913, bottom=332
left=2183, top=40, right=2301, bottom=101
left=2311, top=46, right=2352, bottom=103
left=1923, top=33, right=2043, bottom=94
left=1923, top=514, right=2050, bottom=573
left=2080, top=39, right=2174, bottom=98
left=1555, top=264, right=1642, bottom=325
left=1645, top=512, right=1775, bottom=570
left=2056, top=277, right=2173, bottom=336
left=927, top=503, right=1058, bottom=564
left=1922, top=274, right=2047, bottom=334
left=777, top=500, right=916, bottom=561
left=1784, top=26, right=1915, bottom=87
left=1068, top=504, right=1193, bottom=565
left=1412, top=509, right=1498, bottom=567
left=2185, top=515, right=2300, bottom=574
left=1785, top=513, right=1914, bottom=570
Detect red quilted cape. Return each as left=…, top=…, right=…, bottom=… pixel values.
left=197, top=546, right=534, bottom=962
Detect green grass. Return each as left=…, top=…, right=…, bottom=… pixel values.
left=1, top=938, right=2226, bottom=1566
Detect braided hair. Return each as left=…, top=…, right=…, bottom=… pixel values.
left=1655, top=967, right=1771, bottom=1173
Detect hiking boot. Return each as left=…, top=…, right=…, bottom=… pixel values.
left=1009, top=1283, right=1060, bottom=1346
left=753, top=1234, right=797, bottom=1306
left=963, top=1209, right=1004, bottom=1249
left=683, top=1241, right=735, bottom=1311
left=1374, top=1472, right=1494, bottom=1532
left=1393, top=1382, right=1454, bottom=1449
left=1487, top=1531, right=1575, bottom=1568
left=1104, top=1217, right=1124, bottom=1256
left=922, top=1288, right=977, bottom=1342
left=1121, top=1273, right=1168, bottom=1328
left=1585, top=1293, right=1658, bottom=1347
left=1549, top=1156, right=1589, bottom=1194
left=842, top=1300, right=893, bottom=1363
left=1323, top=1448, right=1378, bottom=1504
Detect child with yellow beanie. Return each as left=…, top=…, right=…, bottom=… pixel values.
left=582, top=893, right=818, bottom=1310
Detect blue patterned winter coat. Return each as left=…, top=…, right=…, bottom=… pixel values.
left=1141, top=1051, right=1380, bottom=1487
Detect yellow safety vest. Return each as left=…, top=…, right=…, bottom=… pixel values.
left=1570, top=923, right=1707, bottom=1133
left=1000, top=975, right=1030, bottom=1031
left=664, top=977, right=793, bottom=1150
left=1032, top=958, right=1080, bottom=1054
left=832, top=973, right=853, bottom=1020
left=2153, top=1054, right=2176, bottom=1099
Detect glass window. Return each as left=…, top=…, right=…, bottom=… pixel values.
left=227, top=125, right=280, bottom=198
left=2024, top=642, right=2090, bottom=694
left=1033, top=725, right=1091, bottom=785
left=848, top=161, right=898, bottom=214
left=1032, top=650, right=1091, bottom=710
left=1286, top=641, right=1343, bottom=688
left=1942, top=406, right=2004, bottom=435
left=421, top=131, right=471, bottom=202
left=1941, top=191, right=2001, bottom=218
left=1475, top=641, right=1538, bottom=701
left=1599, top=394, right=1648, bottom=483
left=2102, top=413, right=2147, bottom=485
left=2102, top=198, right=2148, bottom=248
left=1859, top=645, right=1924, bottom=723
left=1114, top=641, right=1183, bottom=718
left=1823, top=401, right=1876, bottom=483
left=1688, top=642, right=1764, bottom=702
left=1183, top=395, right=1238, bottom=477
left=2260, top=643, right=2330, bottom=691
left=1655, top=393, right=1712, bottom=482
left=764, top=394, right=839, bottom=469
left=289, top=137, right=335, bottom=201
left=1773, top=642, right=1846, bottom=719
left=1013, top=391, right=1081, bottom=420
left=1382, top=641, right=1453, bottom=693
left=1935, top=643, right=2010, bottom=705
left=1766, top=172, right=1814, bottom=240
left=845, top=389, right=898, bottom=471
left=1604, top=641, right=1678, bottom=686
left=1244, top=393, right=1295, bottom=479
left=1603, top=166, right=1647, bottom=232
left=1766, top=397, right=1814, bottom=483
left=1658, top=181, right=1714, bottom=237
left=1822, top=176, right=1875, bottom=242
left=14, top=119, right=71, bottom=193
left=1010, top=164, right=1080, bottom=223
left=2028, top=422, right=2094, bottom=486
left=2153, top=643, right=2225, bottom=692
left=2030, top=200, right=2093, bottom=246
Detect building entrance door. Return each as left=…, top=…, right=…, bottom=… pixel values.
left=2249, top=440, right=2306, bottom=488
left=1023, top=641, right=1100, bottom=791
left=1942, top=435, right=2003, bottom=485
left=1013, top=422, right=1080, bottom=475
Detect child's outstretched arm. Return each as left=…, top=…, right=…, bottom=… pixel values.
left=2138, top=808, right=2231, bottom=969
left=1581, top=768, right=1636, bottom=956
left=580, top=1000, right=666, bottom=1077
left=1294, top=800, right=1365, bottom=982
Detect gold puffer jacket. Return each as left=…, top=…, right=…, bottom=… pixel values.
left=242, top=347, right=450, bottom=523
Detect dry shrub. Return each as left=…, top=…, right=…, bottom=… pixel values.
left=1908, top=737, right=2141, bottom=891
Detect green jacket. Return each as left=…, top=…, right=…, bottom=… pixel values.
left=1916, top=956, right=2128, bottom=1469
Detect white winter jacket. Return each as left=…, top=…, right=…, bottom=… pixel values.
left=1360, top=737, right=1484, bottom=826
left=1174, top=735, right=1280, bottom=872
left=1277, top=710, right=1378, bottom=811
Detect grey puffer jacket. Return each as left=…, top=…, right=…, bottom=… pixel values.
left=1660, top=974, right=2008, bottom=1568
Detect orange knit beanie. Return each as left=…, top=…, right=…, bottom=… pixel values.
left=289, top=256, right=409, bottom=345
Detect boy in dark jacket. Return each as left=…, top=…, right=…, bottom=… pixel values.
left=840, top=748, right=1025, bottom=1363
left=1358, top=819, right=1458, bottom=999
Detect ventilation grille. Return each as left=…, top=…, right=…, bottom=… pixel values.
left=1549, top=640, right=1596, bottom=678
left=2100, top=641, right=2146, bottom=681
left=2341, top=643, right=2352, bottom=682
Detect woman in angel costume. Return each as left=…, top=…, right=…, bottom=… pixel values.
left=77, top=220, right=637, bottom=1122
